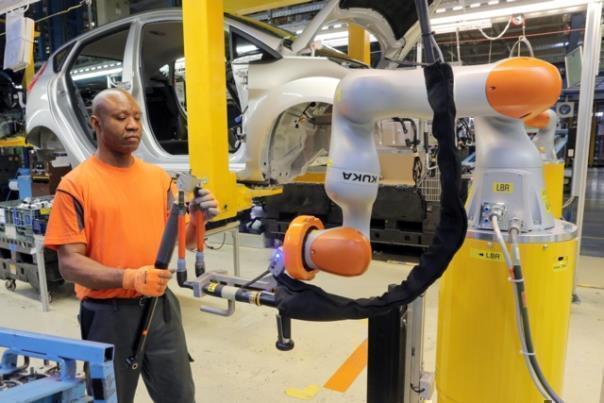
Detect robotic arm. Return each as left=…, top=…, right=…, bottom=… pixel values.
left=525, top=109, right=559, bottom=162
left=283, top=57, right=562, bottom=280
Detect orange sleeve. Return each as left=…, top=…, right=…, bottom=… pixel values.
left=44, top=180, right=87, bottom=250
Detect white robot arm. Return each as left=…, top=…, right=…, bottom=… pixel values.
left=283, top=57, right=562, bottom=280
left=526, top=109, right=559, bottom=162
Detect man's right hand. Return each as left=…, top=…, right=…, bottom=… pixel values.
left=122, top=266, right=172, bottom=297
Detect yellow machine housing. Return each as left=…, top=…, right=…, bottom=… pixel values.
left=543, top=161, right=565, bottom=219
left=436, top=223, right=576, bottom=403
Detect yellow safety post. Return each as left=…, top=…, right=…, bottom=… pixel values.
left=182, top=0, right=251, bottom=220
left=22, top=31, right=39, bottom=90
left=224, top=0, right=308, bottom=15
left=348, top=24, right=371, bottom=65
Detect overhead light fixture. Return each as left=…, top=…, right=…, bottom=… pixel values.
left=432, top=0, right=590, bottom=25
left=433, top=18, right=493, bottom=34
left=314, top=31, right=378, bottom=48
left=72, top=67, right=123, bottom=82
left=470, top=2, right=482, bottom=7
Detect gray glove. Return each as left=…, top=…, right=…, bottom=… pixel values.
left=189, top=188, right=220, bottom=220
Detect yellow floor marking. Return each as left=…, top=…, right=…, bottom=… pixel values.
left=323, top=339, right=368, bottom=393
left=285, top=384, right=321, bottom=400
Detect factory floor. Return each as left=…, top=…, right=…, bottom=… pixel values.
left=0, top=233, right=602, bottom=403
left=582, top=167, right=604, bottom=257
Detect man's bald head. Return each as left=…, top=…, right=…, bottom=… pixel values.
left=89, top=88, right=142, bottom=157
left=91, top=88, right=138, bottom=117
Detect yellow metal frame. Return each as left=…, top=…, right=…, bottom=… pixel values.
left=348, top=24, right=371, bottom=65
left=0, top=136, right=29, bottom=148
left=182, top=0, right=281, bottom=220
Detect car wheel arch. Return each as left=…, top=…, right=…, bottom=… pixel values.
left=242, top=75, right=341, bottom=183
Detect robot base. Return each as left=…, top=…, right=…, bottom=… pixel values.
left=436, top=221, right=576, bottom=403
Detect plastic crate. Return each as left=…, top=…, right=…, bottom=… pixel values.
left=0, top=197, right=53, bottom=236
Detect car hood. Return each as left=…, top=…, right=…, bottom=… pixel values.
left=290, top=0, right=437, bottom=62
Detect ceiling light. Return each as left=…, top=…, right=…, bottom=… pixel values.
left=433, top=19, right=493, bottom=34
left=72, top=67, right=123, bottom=82
left=432, top=0, right=590, bottom=25
left=470, top=2, right=481, bottom=7
left=452, top=5, right=464, bottom=10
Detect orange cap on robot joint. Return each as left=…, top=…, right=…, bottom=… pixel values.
left=486, top=57, right=562, bottom=121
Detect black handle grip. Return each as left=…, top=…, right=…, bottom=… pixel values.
left=155, top=203, right=179, bottom=269
left=275, top=314, right=294, bottom=351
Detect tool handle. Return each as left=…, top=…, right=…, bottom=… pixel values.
left=127, top=199, right=181, bottom=369
left=195, top=211, right=205, bottom=250
left=155, top=202, right=180, bottom=269
left=178, top=212, right=186, bottom=259
left=193, top=187, right=206, bottom=251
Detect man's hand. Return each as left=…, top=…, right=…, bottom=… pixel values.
left=189, top=189, right=220, bottom=220
left=122, top=266, right=172, bottom=297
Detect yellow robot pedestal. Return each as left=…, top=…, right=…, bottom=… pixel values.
left=543, top=161, right=565, bottom=219
left=436, top=221, right=576, bottom=403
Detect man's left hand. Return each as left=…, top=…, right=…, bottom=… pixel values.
left=189, top=189, right=220, bottom=220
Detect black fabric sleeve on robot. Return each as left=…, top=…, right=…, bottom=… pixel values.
left=273, top=63, right=468, bottom=321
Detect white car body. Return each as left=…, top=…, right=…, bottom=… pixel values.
left=26, top=1, right=422, bottom=184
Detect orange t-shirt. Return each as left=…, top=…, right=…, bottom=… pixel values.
left=45, top=155, right=174, bottom=300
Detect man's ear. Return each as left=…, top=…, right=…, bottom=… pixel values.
left=90, top=114, right=100, bottom=133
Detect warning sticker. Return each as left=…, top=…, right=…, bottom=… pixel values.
left=470, top=248, right=504, bottom=262
left=493, top=182, right=514, bottom=193
left=553, top=256, right=569, bottom=271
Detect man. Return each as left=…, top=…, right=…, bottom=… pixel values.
left=45, top=88, right=218, bottom=402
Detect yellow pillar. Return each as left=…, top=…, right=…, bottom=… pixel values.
left=348, top=24, right=371, bottom=65
left=22, top=31, right=39, bottom=90
left=182, top=0, right=250, bottom=219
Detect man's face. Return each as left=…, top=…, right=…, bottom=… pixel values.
left=90, top=92, right=142, bottom=155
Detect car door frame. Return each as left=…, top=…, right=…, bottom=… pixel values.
left=53, top=20, right=136, bottom=162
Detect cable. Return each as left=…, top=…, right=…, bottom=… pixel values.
left=240, top=269, right=270, bottom=290
left=478, top=17, right=513, bottom=41
left=562, top=195, right=577, bottom=210
left=491, top=215, right=564, bottom=403
left=206, top=233, right=226, bottom=250
left=0, top=0, right=90, bottom=37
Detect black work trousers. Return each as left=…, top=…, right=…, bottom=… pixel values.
left=79, top=289, right=195, bottom=403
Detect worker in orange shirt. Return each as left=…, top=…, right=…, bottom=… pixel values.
left=45, top=88, right=218, bottom=402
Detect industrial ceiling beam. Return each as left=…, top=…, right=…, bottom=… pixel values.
left=223, top=0, right=313, bottom=15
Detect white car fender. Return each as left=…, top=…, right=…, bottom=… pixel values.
left=240, top=75, right=341, bottom=182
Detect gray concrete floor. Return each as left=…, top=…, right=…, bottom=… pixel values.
left=580, top=168, right=604, bottom=257
left=0, top=235, right=602, bottom=402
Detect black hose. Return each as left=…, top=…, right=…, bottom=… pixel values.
left=508, top=226, right=564, bottom=403
left=510, top=264, right=563, bottom=403
left=177, top=271, right=193, bottom=290
left=240, top=269, right=270, bottom=290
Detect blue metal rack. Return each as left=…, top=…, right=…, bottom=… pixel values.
left=0, top=327, right=116, bottom=402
